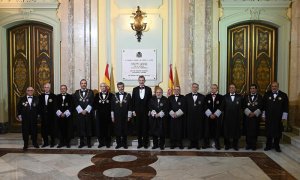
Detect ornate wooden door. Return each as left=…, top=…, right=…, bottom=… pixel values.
left=227, top=22, right=277, bottom=95
left=8, top=23, right=53, bottom=132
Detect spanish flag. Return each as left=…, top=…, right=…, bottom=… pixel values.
left=167, top=64, right=174, bottom=96
left=174, top=66, right=180, bottom=87
left=103, top=64, right=110, bottom=91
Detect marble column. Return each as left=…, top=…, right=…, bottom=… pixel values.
left=289, top=0, right=300, bottom=127
left=58, top=0, right=98, bottom=93
left=176, top=0, right=213, bottom=95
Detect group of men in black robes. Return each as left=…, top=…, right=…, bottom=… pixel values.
left=17, top=78, right=288, bottom=152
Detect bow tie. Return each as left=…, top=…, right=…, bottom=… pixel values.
left=193, top=94, right=197, bottom=96
left=230, top=94, right=235, bottom=96
left=45, top=93, right=50, bottom=95
left=102, top=92, right=107, bottom=95
left=62, top=94, right=66, bottom=96
left=175, top=95, right=179, bottom=97
left=28, top=96, right=33, bottom=98
left=119, top=93, right=124, bottom=95
left=139, top=86, right=145, bottom=89
left=211, top=93, right=216, bottom=96
left=273, top=92, right=278, bottom=95
left=81, top=90, right=86, bottom=92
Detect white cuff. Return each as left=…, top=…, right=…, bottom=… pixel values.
left=18, top=115, right=22, bottom=121
left=254, top=109, right=261, bottom=117
left=214, top=109, right=222, bottom=117
left=175, top=109, right=184, bottom=117
left=282, top=112, right=288, bottom=120
left=111, top=111, right=114, bottom=119
left=76, top=106, right=83, bottom=114
left=169, top=110, right=175, bottom=116
left=56, top=110, right=62, bottom=117
left=159, top=111, right=165, bottom=118
left=85, top=105, right=92, bottom=113
left=205, top=109, right=212, bottom=117
left=244, top=108, right=251, bottom=116
left=262, top=111, right=266, bottom=118
left=133, top=111, right=136, bottom=116
left=64, top=110, right=71, bottom=117
left=128, top=111, right=132, bottom=118
left=151, top=110, right=157, bottom=117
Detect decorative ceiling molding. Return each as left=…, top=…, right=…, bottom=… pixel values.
left=114, top=0, right=163, bottom=9
left=221, top=0, right=291, bottom=8
left=0, top=0, right=58, bottom=9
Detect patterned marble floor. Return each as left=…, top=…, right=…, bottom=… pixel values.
left=0, top=148, right=298, bottom=180
left=0, top=133, right=299, bottom=179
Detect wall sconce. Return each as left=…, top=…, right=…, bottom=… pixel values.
left=131, top=6, right=147, bottom=42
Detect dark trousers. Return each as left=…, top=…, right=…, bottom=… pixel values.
left=153, top=136, right=165, bottom=147
left=116, top=136, right=127, bottom=147
left=266, top=137, right=280, bottom=149
left=80, top=136, right=91, bottom=146
left=224, top=138, right=239, bottom=148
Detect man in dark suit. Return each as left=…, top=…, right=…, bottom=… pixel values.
left=73, top=79, right=95, bottom=148
left=39, top=83, right=57, bottom=148
left=204, top=84, right=223, bottom=150
left=93, top=83, right=113, bottom=148
left=17, top=87, right=40, bottom=150
left=56, top=85, right=73, bottom=148
left=148, top=87, right=168, bottom=150
left=111, top=82, right=132, bottom=149
left=243, top=84, right=263, bottom=151
left=262, top=82, right=289, bottom=152
left=221, top=84, right=243, bottom=151
left=185, top=83, right=206, bottom=149
left=168, top=86, right=185, bottom=149
left=132, top=75, right=152, bottom=149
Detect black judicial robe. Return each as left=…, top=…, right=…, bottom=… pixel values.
left=204, top=93, right=223, bottom=139
left=111, top=92, right=132, bottom=136
left=222, top=93, right=243, bottom=138
left=168, top=94, right=185, bottom=140
left=73, top=89, right=94, bottom=137
left=93, top=92, right=113, bottom=138
left=243, top=94, right=263, bottom=139
left=56, top=93, right=73, bottom=140
left=148, top=96, right=168, bottom=137
left=263, top=91, right=289, bottom=138
left=185, top=93, right=206, bottom=140
left=131, top=86, right=152, bottom=135
left=39, top=93, right=57, bottom=138
left=17, top=96, right=39, bottom=141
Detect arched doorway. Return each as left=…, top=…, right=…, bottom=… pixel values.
left=227, top=22, right=277, bottom=95
left=8, top=22, right=54, bottom=132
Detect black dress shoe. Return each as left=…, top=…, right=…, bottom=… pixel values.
left=57, top=144, right=64, bottom=148
left=275, top=147, right=281, bottom=152
left=152, top=145, right=158, bottom=149
left=245, top=145, right=251, bottom=150
left=225, top=146, right=230, bottom=150
left=115, top=145, right=121, bottom=149
left=170, top=146, right=175, bottom=149
left=66, top=144, right=71, bottom=148
left=78, top=144, right=85, bottom=148
left=23, top=145, right=28, bottom=150
left=160, top=146, right=165, bottom=150
left=106, top=145, right=111, bottom=148
left=179, top=145, right=184, bottom=149
left=50, top=144, right=55, bottom=148
left=215, top=145, right=221, bottom=150
left=252, top=146, right=256, bottom=151
left=98, top=144, right=104, bottom=148
left=88, top=144, right=92, bottom=148
left=233, top=146, right=239, bottom=151
left=137, top=144, right=143, bottom=149
left=42, top=143, right=49, bottom=148
left=188, top=145, right=193, bottom=149
left=33, top=144, right=39, bottom=148
left=124, top=145, right=128, bottom=149
left=144, top=145, right=148, bottom=149
left=264, top=147, right=271, bottom=151
left=196, top=146, right=200, bottom=150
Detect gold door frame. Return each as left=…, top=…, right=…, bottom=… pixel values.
left=227, top=21, right=277, bottom=95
